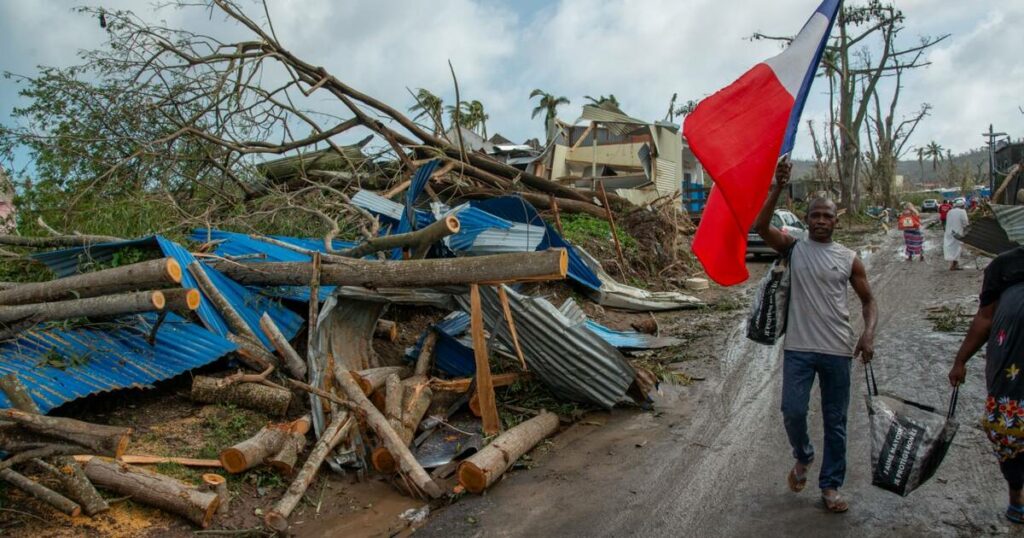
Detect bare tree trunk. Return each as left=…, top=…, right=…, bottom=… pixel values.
left=457, top=411, right=559, bottom=493
left=338, top=215, right=461, bottom=259
left=212, top=249, right=568, bottom=288
left=82, top=458, right=220, bottom=528
left=258, top=313, right=308, bottom=380
left=190, top=376, right=291, bottom=416
left=0, top=468, right=81, bottom=516
left=0, top=289, right=178, bottom=323
left=0, top=409, right=131, bottom=458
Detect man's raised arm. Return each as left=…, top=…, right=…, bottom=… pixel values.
left=753, top=159, right=796, bottom=254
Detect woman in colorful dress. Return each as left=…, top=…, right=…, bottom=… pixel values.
left=949, top=246, right=1024, bottom=523
left=897, top=203, right=923, bottom=261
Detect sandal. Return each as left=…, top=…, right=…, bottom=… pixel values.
left=787, top=462, right=809, bottom=493
left=1006, top=504, right=1024, bottom=524
left=822, top=491, right=849, bottom=513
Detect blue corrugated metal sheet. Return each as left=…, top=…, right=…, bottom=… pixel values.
left=444, top=204, right=515, bottom=251
left=471, top=197, right=602, bottom=291
left=582, top=320, right=684, bottom=350
left=0, top=313, right=235, bottom=413
left=387, top=160, right=441, bottom=259
left=406, top=312, right=476, bottom=377
left=31, top=236, right=303, bottom=347
left=350, top=190, right=434, bottom=229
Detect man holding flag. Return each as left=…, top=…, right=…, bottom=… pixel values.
left=684, top=0, right=877, bottom=512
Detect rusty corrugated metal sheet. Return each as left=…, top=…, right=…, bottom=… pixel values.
left=580, top=105, right=648, bottom=136
left=957, top=216, right=1020, bottom=256
left=459, top=286, right=636, bottom=409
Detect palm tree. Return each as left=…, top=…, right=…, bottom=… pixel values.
left=530, top=89, right=570, bottom=141
left=446, top=100, right=489, bottom=138
left=408, top=88, right=444, bottom=135
left=673, top=99, right=699, bottom=119
left=584, top=94, right=620, bottom=110
left=924, top=141, right=945, bottom=170
left=915, top=147, right=926, bottom=181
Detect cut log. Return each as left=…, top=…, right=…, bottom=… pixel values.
left=457, top=411, right=560, bottom=493
left=413, top=331, right=438, bottom=377
left=400, top=381, right=432, bottom=445
left=0, top=289, right=171, bottom=324
left=190, top=376, right=291, bottom=416
left=0, top=409, right=130, bottom=458
left=158, top=288, right=202, bottom=314
left=370, top=446, right=396, bottom=474
left=82, top=458, right=220, bottom=528
left=338, top=215, right=461, bottom=259
left=226, top=333, right=279, bottom=371
left=220, top=416, right=307, bottom=473
left=186, top=262, right=262, bottom=345
left=0, top=468, right=81, bottom=516
left=0, top=258, right=182, bottom=306
left=333, top=369, right=442, bottom=498
left=267, top=416, right=310, bottom=476
left=374, top=319, right=398, bottom=342
left=258, top=313, right=308, bottom=380
left=200, top=474, right=230, bottom=516
left=214, top=249, right=568, bottom=288
left=429, top=372, right=523, bottom=393
left=352, top=366, right=411, bottom=396
left=264, top=413, right=353, bottom=532
left=0, top=374, right=109, bottom=516
left=384, top=374, right=403, bottom=428
left=470, top=284, right=500, bottom=436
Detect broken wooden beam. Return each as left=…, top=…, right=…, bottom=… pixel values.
left=212, top=249, right=568, bottom=288
left=0, top=258, right=182, bottom=306
left=457, top=411, right=559, bottom=493
left=413, top=331, right=438, bottom=377
left=82, top=458, right=220, bottom=528
left=190, top=376, right=291, bottom=416
left=470, top=284, right=500, bottom=436
left=429, top=372, right=523, bottom=393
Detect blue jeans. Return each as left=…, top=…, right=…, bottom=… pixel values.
left=781, top=350, right=852, bottom=490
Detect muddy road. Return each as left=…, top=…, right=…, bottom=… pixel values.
left=422, top=221, right=1009, bottom=537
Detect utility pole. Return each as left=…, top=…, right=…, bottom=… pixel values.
left=983, top=124, right=1007, bottom=195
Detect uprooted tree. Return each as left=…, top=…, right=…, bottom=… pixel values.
left=0, top=0, right=619, bottom=249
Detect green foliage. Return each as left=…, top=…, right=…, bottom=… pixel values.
left=560, top=213, right=638, bottom=253
left=155, top=462, right=202, bottom=483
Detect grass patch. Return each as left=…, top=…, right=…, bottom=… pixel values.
left=154, top=462, right=202, bottom=483
left=930, top=305, right=970, bottom=333
left=561, top=213, right=638, bottom=253
left=708, top=294, right=744, bottom=312
left=197, top=404, right=268, bottom=460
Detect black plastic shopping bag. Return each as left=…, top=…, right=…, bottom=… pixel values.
left=746, top=242, right=794, bottom=345
left=865, top=365, right=959, bottom=496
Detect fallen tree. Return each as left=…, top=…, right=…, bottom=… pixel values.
left=0, top=289, right=188, bottom=324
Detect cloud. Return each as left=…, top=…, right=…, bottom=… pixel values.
left=1, top=0, right=1020, bottom=164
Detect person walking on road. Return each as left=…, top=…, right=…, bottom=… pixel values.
left=948, top=247, right=1024, bottom=523
left=898, top=203, right=924, bottom=262
left=944, top=199, right=969, bottom=270
left=754, top=160, right=878, bottom=514
left=939, top=199, right=952, bottom=228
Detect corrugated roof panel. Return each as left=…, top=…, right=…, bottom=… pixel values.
left=655, top=157, right=680, bottom=196
left=0, top=313, right=235, bottom=413
left=993, top=204, right=1024, bottom=243
left=456, top=286, right=635, bottom=408
left=579, top=105, right=648, bottom=136
left=958, top=217, right=1020, bottom=256
left=31, top=237, right=162, bottom=278
left=391, top=160, right=442, bottom=259
left=470, top=197, right=602, bottom=291
left=350, top=190, right=435, bottom=229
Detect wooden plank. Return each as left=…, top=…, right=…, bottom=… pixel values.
left=496, top=286, right=527, bottom=372
left=470, top=284, right=500, bottom=436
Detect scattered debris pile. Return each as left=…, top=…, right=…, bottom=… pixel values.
left=0, top=158, right=706, bottom=532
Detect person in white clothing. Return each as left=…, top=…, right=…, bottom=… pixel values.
left=944, top=199, right=970, bottom=271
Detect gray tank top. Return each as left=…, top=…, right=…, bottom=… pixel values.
left=784, top=240, right=857, bottom=356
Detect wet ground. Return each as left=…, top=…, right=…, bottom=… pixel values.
left=422, top=220, right=1012, bottom=537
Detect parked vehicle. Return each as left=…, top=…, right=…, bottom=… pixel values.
left=921, top=199, right=939, bottom=212
left=747, top=209, right=808, bottom=256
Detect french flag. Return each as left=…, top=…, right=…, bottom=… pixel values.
left=684, top=0, right=841, bottom=286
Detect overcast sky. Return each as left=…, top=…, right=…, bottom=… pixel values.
left=1, top=0, right=1021, bottom=170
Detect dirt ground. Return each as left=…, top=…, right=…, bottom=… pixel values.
left=421, top=217, right=1012, bottom=537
